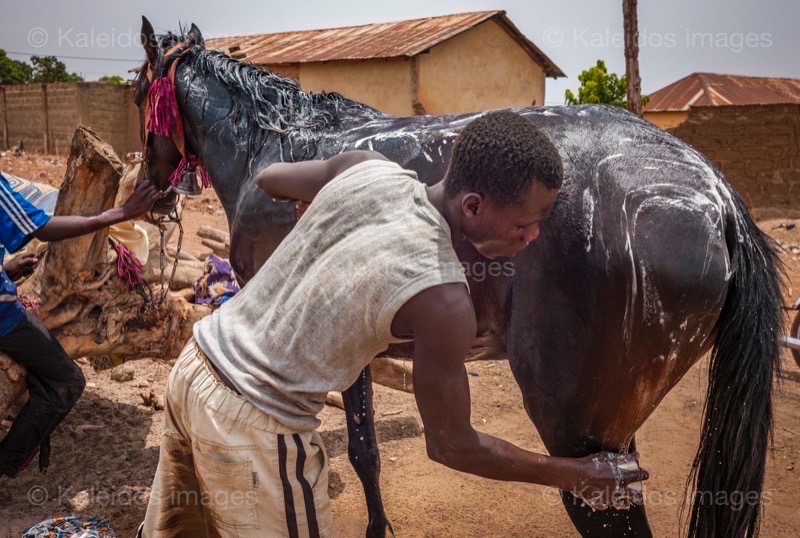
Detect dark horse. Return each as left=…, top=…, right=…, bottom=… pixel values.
left=135, top=20, right=782, bottom=537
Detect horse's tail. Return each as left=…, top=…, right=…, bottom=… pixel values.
left=686, top=193, right=783, bottom=537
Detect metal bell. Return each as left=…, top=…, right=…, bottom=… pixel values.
left=173, top=167, right=202, bottom=196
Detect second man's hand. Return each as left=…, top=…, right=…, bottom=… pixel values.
left=118, top=180, right=165, bottom=220
left=5, top=252, right=39, bottom=280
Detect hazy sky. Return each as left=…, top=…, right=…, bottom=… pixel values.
left=1, top=0, right=797, bottom=105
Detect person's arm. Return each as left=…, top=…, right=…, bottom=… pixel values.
left=256, top=150, right=388, bottom=203
left=33, top=179, right=162, bottom=242
left=404, top=284, right=648, bottom=502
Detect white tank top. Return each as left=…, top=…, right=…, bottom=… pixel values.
left=194, top=160, right=468, bottom=431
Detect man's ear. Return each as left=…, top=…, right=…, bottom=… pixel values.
left=462, top=193, right=484, bottom=217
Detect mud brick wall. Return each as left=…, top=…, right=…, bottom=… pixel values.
left=0, top=82, right=139, bottom=158
left=669, top=104, right=800, bottom=215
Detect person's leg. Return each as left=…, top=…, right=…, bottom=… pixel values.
left=175, top=340, right=332, bottom=537
left=141, top=340, right=207, bottom=537
left=0, top=311, right=85, bottom=477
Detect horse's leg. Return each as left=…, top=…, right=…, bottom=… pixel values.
left=505, top=197, right=729, bottom=537
left=341, top=366, right=394, bottom=537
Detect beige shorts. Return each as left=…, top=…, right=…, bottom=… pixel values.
left=141, top=338, right=332, bottom=538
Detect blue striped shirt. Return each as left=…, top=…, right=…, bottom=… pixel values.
left=0, top=172, right=51, bottom=337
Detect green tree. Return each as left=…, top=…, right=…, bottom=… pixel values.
left=565, top=60, right=628, bottom=106
left=30, top=55, right=83, bottom=83
left=565, top=60, right=649, bottom=108
left=98, top=75, right=124, bottom=84
left=0, top=50, right=32, bottom=84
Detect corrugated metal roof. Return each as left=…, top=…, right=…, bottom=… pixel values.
left=645, top=73, right=800, bottom=112
left=205, top=11, right=565, bottom=78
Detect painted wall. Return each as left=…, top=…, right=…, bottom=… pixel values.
left=299, top=58, right=415, bottom=116
left=416, top=20, right=546, bottom=115
left=644, top=110, right=688, bottom=130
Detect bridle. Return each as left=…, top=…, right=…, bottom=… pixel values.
left=136, top=40, right=210, bottom=307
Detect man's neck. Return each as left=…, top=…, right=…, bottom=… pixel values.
left=425, top=181, right=462, bottom=250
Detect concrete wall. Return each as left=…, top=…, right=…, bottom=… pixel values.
left=644, top=110, right=688, bottom=130
left=417, top=20, right=546, bottom=114
left=299, top=58, right=415, bottom=116
left=668, top=103, right=800, bottom=215
left=0, top=82, right=139, bottom=157
left=2, top=84, right=47, bottom=152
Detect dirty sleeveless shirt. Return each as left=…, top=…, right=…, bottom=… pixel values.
left=193, top=160, right=468, bottom=431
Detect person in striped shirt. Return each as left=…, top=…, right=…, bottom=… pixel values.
left=0, top=171, right=161, bottom=478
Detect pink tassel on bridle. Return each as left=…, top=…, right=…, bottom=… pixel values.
left=146, top=77, right=178, bottom=137
left=168, top=153, right=212, bottom=189
left=146, top=71, right=212, bottom=192
left=114, top=242, right=145, bottom=289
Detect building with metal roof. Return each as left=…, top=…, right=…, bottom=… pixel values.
left=206, top=10, right=565, bottom=116
left=644, top=72, right=800, bottom=129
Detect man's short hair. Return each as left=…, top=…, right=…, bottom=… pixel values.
left=444, top=110, right=563, bottom=204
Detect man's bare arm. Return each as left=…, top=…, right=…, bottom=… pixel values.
left=256, top=150, right=388, bottom=202
left=404, top=284, right=649, bottom=496
left=33, top=179, right=161, bottom=242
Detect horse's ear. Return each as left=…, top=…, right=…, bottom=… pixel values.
left=188, top=23, right=205, bottom=48
left=140, top=16, right=158, bottom=65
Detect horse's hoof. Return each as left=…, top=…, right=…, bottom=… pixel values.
left=366, top=519, right=395, bottom=538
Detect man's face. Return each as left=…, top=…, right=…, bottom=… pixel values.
left=460, top=181, right=558, bottom=260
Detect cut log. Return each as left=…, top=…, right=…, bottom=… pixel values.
left=0, top=126, right=212, bottom=416
left=197, top=224, right=230, bottom=244
left=371, top=356, right=414, bottom=393
left=200, top=238, right=230, bottom=257
left=325, top=392, right=345, bottom=410
left=198, top=225, right=230, bottom=257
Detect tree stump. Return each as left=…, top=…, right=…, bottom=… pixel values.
left=0, top=126, right=209, bottom=416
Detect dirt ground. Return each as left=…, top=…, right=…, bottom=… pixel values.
left=0, top=153, right=798, bottom=537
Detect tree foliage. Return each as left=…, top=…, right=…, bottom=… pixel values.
left=98, top=75, right=124, bottom=84
left=30, top=55, right=83, bottom=83
left=0, top=50, right=33, bottom=84
left=565, top=60, right=648, bottom=108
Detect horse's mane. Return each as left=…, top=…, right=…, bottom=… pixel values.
left=135, top=28, right=382, bottom=164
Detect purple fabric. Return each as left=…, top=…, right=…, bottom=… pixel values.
left=193, top=254, right=239, bottom=306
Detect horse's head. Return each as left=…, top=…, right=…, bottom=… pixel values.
left=134, top=16, right=207, bottom=217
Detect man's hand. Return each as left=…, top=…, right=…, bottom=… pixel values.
left=401, top=284, right=650, bottom=507
left=562, top=451, right=648, bottom=511
left=5, top=251, right=39, bottom=280
left=118, top=180, right=164, bottom=220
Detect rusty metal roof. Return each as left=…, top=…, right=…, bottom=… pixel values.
left=205, top=11, right=565, bottom=78
left=645, top=73, right=800, bottom=112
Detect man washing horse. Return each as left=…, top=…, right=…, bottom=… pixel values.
left=141, top=110, right=648, bottom=537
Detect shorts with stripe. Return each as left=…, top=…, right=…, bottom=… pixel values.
left=141, top=338, right=332, bottom=538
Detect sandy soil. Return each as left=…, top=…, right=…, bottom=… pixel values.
left=0, top=153, right=798, bottom=537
